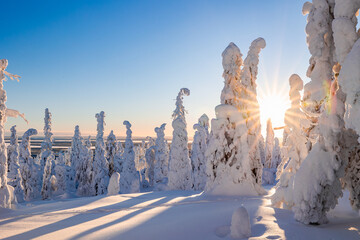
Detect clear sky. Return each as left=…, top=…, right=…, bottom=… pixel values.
left=1, top=0, right=309, bottom=138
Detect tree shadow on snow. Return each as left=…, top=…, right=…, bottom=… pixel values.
left=2, top=191, right=164, bottom=240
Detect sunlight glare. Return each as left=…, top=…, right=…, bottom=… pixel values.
left=259, top=91, right=290, bottom=138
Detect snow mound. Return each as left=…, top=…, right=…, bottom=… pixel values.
left=107, top=172, right=120, bottom=196
left=230, top=206, right=251, bottom=239
left=221, top=42, right=242, bottom=74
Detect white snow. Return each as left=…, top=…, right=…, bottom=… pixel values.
left=0, top=187, right=359, bottom=240
left=230, top=206, right=251, bottom=239
left=107, top=172, right=120, bottom=196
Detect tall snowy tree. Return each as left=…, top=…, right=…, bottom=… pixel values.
left=71, top=125, right=83, bottom=188
left=258, top=135, right=265, bottom=166
left=205, top=42, right=265, bottom=196
left=264, top=118, right=274, bottom=169
left=153, top=123, right=169, bottom=190
left=191, top=114, right=209, bottom=191
left=291, top=1, right=360, bottom=224
left=77, top=136, right=94, bottom=196
left=7, top=125, right=24, bottom=202
left=0, top=59, right=23, bottom=208
left=145, top=137, right=156, bottom=187
left=120, top=121, right=140, bottom=193
left=92, top=111, right=109, bottom=195
left=19, top=128, right=38, bottom=201
left=113, top=141, right=124, bottom=174
left=272, top=74, right=308, bottom=209
left=270, top=138, right=281, bottom=169
left=239, top=38, right=266, bottom=185
left=106, top=130, right=117, bottom=176
left=40, top=108, right=55, bottom=199
left=167, top=88, right=192, bottom=190
left=301, top=0, right=335, bottom=145
left=39, top=108, right=53, bottom=170
left=53, top=151, right=67, bottom=196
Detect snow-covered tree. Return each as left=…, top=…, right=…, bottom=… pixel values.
left=270, top=138, right=281, bottom=169
left=239, top=38, right=266, bottom=185
left=92, top=111, right=109, bottom=195
left=264, top=118, right=274, bottom=169
left=76, top=136, right=94, bottom=196
left=71, top=125, right=83, bottom=188
left=19, top=128, right=39, bottom=201
left=145, top=137, right=156, bottom=187
left=258, top=135, right=265, bottom=166
left=53, top=151, right=67, bottom=196
left=0, top=59, right=23, bottom=208
left=153, top=123, right=169, bottom=190
left=168, top=88, right=192, bottom=190
left=106, top=130, right=117, bottom=176
left=41, top=153, right=55, bottom=199
left=272, top=74, right=308, bottom=209
left=113, top=141, right=124, bottom=174
left=39, top=108, right=53, bottom=170
left=301, top=0, right=335, bottom=144
left=7, top=125, right=24, bottom=202
left=290, top=1, right=360, bottom=224
left=191, top=114, right=209, bottom=191
left=120, top=121, right=140, bottom=193
left=40, top=108, right=55, bottom=199
left=205, top=42, right=265, bottom=196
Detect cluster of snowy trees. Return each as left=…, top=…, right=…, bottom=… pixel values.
left=270, top=0, right=360, bottom=225
left=1, top=0, right=359, bottom=228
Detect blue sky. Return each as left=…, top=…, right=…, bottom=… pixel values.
left=1, top=0, right=309, bottom=138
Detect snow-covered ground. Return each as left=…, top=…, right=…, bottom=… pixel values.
left=0, top=186, right=359, bottom=240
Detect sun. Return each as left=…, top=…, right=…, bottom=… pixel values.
left=258, top=91, right=290, bottom=138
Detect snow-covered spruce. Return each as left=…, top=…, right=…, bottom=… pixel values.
left=40, top=108, right=56, bottom=199
left=107, top=172, right=120, bottom=196
left=258, top=135, right=265, bottom=166
left=0, top=59, right=22, bottom=208
left=205, top=43, right=264, bottom=196
left=301, top=0, right=335, bottom=143
left=239, top=38, right=266, bottom=185
left=145, top=137, right=156, bottom=187
left=77, top=136, right=95, bottom=196
left=168, top=88, right=192, bottom=190
left=337, top=31, right=360, bottom=211
left=230, top=206, right=251, bottom=239
left=153, top=123, right=169, bottom=190
left=71, top=125, right=84, bottom=188
left=270, top=137, right=281, bottom=169
left=106, top=130, right=118, bottom=176
left=7, top=125, right=24, bottom=202
left=191, top=114, right=209, bottom=191
left=113, top=141, right=124, bottom=174
left=120, top=121, right=140, bottom=193
left=39, top=108, right=53, bottom=171
left=19, top=128, right=39, bottom=201
left=92, top=111, right=109, bottom=195
left=264, top=118, right=274, bottom=169
left=272, top=74, right=308, bottom=209
left=53, top=151, right=67, bottom=196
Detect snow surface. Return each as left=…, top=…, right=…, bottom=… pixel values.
left=0, top=186, right=359, bottom=240
left=230, top=206, right=251, bottom=239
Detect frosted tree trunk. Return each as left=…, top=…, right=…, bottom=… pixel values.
left=168, top=88, right=192, bottom=190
